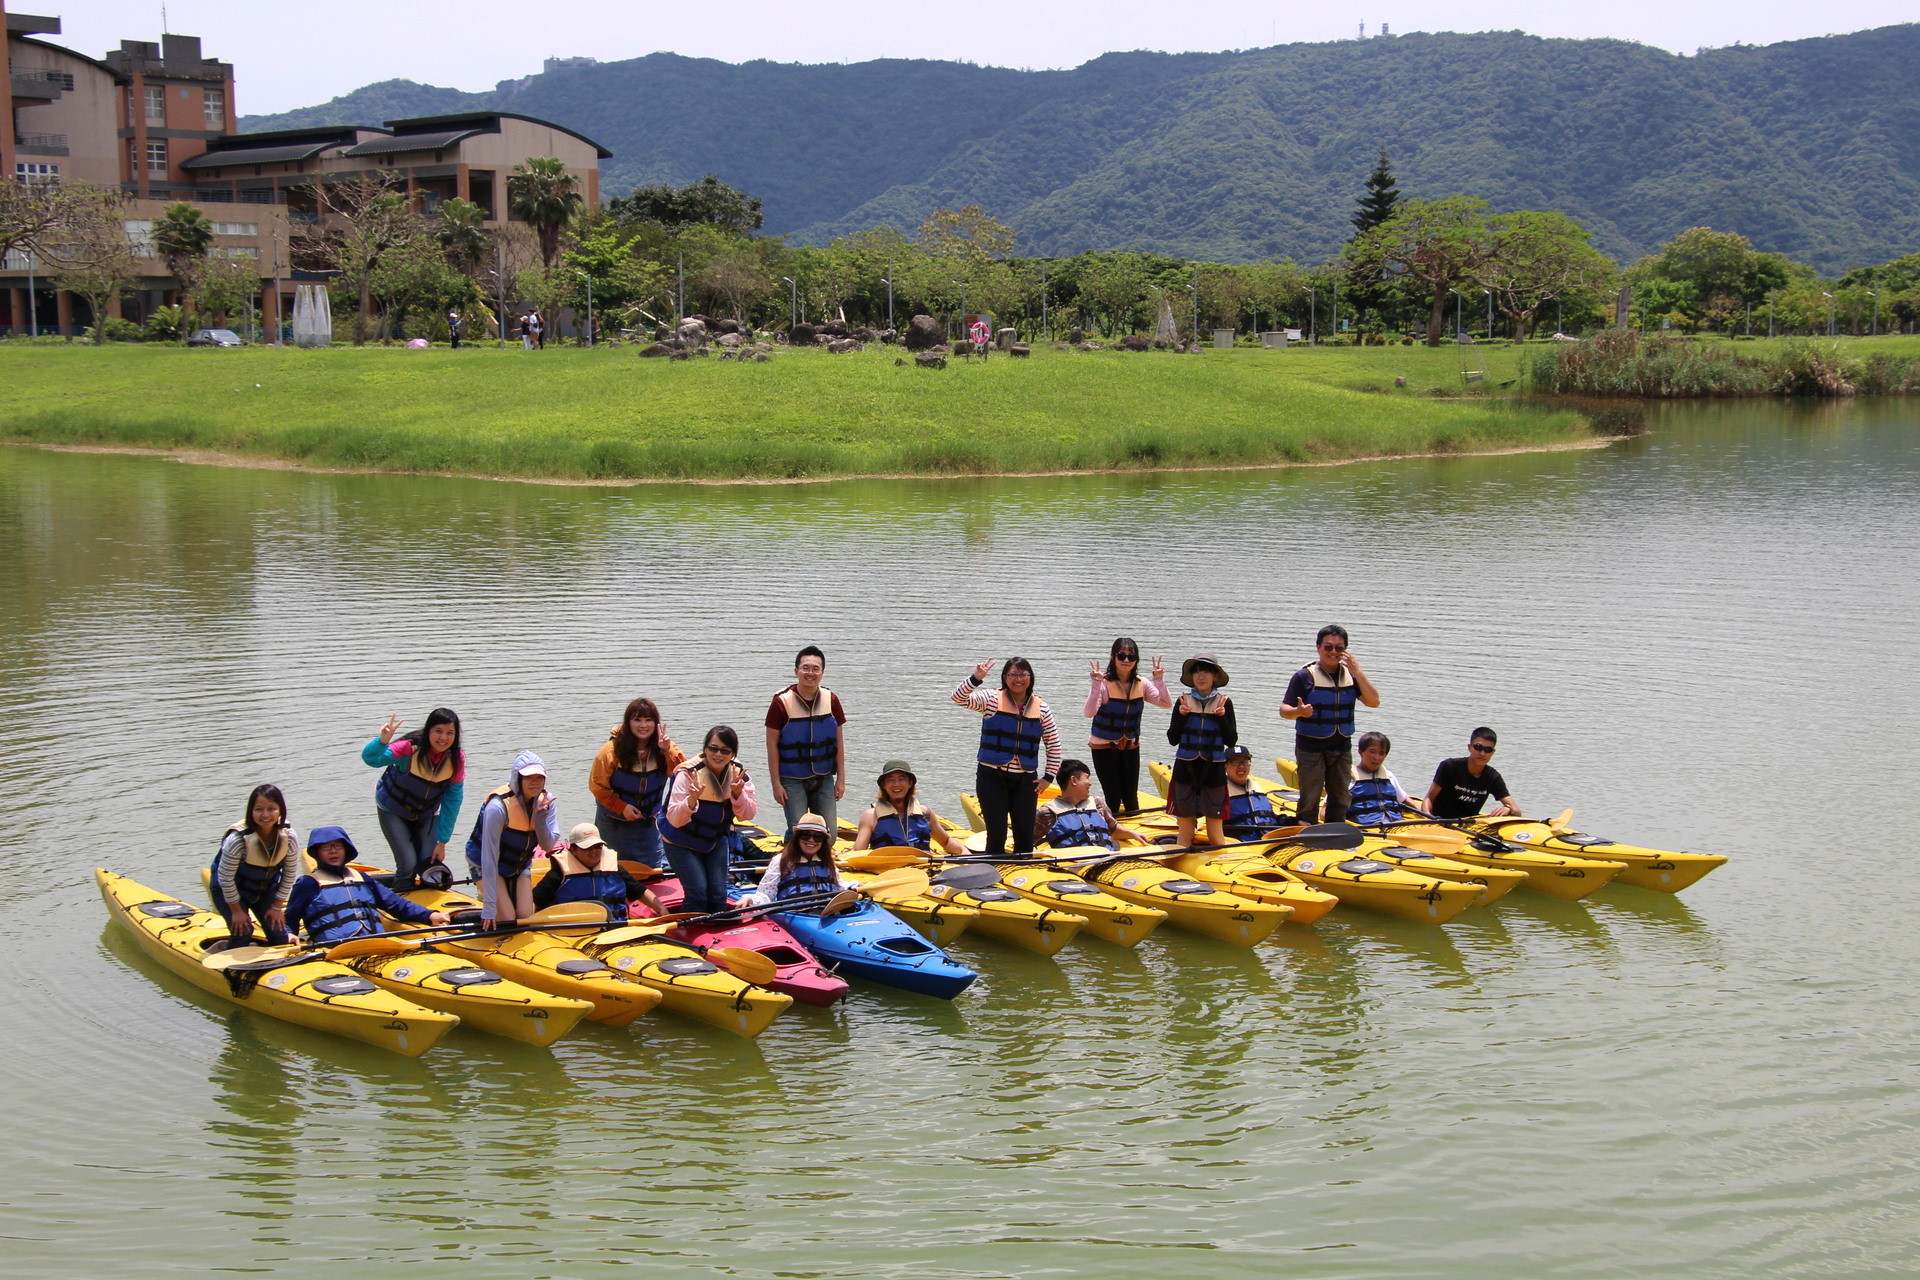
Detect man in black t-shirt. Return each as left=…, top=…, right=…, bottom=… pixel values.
left=1426, top=727, right=1521, bottom=820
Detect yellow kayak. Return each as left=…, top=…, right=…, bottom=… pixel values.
left=1071, top=852, right=1291, bottom=946
left=399, top=888, right=662, bottom=1027
left=992, top=860, right=1167, bottom=947
left=100, top=868, right=457, bottom=1058
left=1469, top=817, right=1727, bottom=892
left=573, top=928, right=792, bottom=1039
left=1369, top=823, right=1627, bottom=900
left=835, top=866, right=978, bottom=946
left=200, top=866, right=593, bottom=1046
left=1154, top=849, right=1341, bottom=923
left=1243, top=826, right=1528, bottom=905
left=1257, top=840, right=1485, bottom=923
left=920, top=875, right=1085, bottom=957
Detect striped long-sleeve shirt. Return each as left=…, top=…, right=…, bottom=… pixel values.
left=951, top=676, right=1062, bottom=778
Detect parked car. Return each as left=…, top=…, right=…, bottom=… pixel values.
left=187, top=328, right=245, bottom=347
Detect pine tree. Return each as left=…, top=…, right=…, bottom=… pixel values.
left=1352, top=150, right=1400, bottom=234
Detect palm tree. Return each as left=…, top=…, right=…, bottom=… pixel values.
left=507, top=157, right=583, bottom=269
left=437, top=197, right=489, bottom=279
left=151, top=202, right=213, bottom=336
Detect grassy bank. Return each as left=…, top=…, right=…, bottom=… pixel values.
left=1525, top=331, right=1920, bottom=397
left=0, top=342, right=1604, bottom=483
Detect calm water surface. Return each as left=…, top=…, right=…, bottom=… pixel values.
left=1, top=400, right=1916, bottom=1278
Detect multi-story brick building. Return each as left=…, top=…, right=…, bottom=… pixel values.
left=2, top=3, right=609, bottom=336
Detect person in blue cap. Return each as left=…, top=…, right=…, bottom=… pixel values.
left=284, top=826, right=450, bottom=944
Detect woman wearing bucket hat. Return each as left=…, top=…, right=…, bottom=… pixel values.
left=464, top=751, right=563, bottom=929
left=851, top=760, right=969, bottom=856
left=952, top=657, right=1063, bottom=856
left=742, top=811, right=844, bottom=906
left=284, top=825, right=450, bottom=944
left=1166, top=653, right=1238, bottom=847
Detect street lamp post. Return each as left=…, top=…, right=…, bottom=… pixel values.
left=1768, top=290, right=1776, bottom=340
left=26, top=249, right=38, bottom=338
left=574, top=269, right=593, bottom=347
left=781, top=276, right=796, bottom=331
left=1483, top=288, right=1493, bottom=341
left=1868, top=290, right=1879, bottom=336
left=1822, top=292, right=1834, bottom=337
left=1308, top=284, right=1317, bottom=345
left=1040, top=264, right=1049, bottom=342
left=885, top=264, right=894, bottom=331
left=1192, top=264, right=1201, bottom=345
left=1452, top=289, right=1464, bottom=339
left=494, top=242, right=506, bottom=348
left=953, top=280, right=965, bottom=340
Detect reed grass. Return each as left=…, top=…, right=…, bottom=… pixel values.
left=1526, top=331, right=1920, bottom=398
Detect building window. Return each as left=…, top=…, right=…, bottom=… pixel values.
left=15, top=162, right=61, bottom=187
left=124, top=220, right=156, bottom=256
left=145, top=84, right=166, bottom=122
left=147, top=141, right=169, bottom=174
left=211, top=246, right=259, bottom=260
left=211, top=222, right=258, bottom=236
left=204, top=87, right=225, bottom=127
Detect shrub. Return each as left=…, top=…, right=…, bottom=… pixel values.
left=144, top=305, right=186, bottom=342
left=85, top=317, right=145, bottom=344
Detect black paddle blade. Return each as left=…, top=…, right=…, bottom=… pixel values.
left=1283, top=823, right=1366, bottom=851
left=932, top=864, right=1002, bottom=890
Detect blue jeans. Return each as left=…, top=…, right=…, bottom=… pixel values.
left=777, top=773, right=838, bottom=837
left=596, top=805, right=663, bottom=868
left=207, top=879, right=290, bottom=945
left=376, top=806, right=439, bottom=886
left=664, top=841, right=733, bottom=915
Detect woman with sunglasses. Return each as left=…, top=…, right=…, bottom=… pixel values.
left=741, top=812, right=843, bottom=906
left=657, top=725, right=757, bottom=914
left=1084, top=638, right=1170, bottom=816
left=953, top=657, right=1061, bottom=856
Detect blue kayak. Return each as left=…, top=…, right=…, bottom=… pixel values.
left=772, top=900, right=977, bottom=1000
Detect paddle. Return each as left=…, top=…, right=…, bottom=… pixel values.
left=928, top=863, right=1005, bottom=891
left=592, top=889, right=863, bottom=945
left=213, top=902, right=619, bottom=968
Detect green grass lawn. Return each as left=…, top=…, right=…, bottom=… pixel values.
left=0, top=340, right=1614, bottom=483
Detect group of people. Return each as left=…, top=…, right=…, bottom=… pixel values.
left=206, top=633, right=1523, bottom=947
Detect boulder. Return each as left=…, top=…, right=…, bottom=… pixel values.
left=849, top=327, right=877, bottom=343
left=790, top=322, right=817, bottom=346
left=995, top=327, right=1017, bottom=350
left=827, top=338, right=863, bottom=354
left=876, top=328, right=899, bottom=344
left=1066, top=327, right=1084, bottom=344
left=717, top=332, right=745, bottom=348
left=714, top=318, right=741, bottom=335
left=1009, top=344, right=1031, bottom=357
left=639, top=343, right=675, bottom=357
left=669, top=350, right=694, bottom=361
left=914, top=352, right=947, bottom=370
left=1118, top=335, right=1151, bottom=352
left=677, top=318, right=708, bottom=345
left=903, top=315, right=943, bottom=351
left=820, top=319, right=849, bottom=337
left=717, top=349, right=737, bottom=361
left=952, top=339, right=974, bottom=357
left=749, top=351, right=770, bottom=363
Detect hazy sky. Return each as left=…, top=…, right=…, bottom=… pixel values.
left=44, top=0, right=1916, bottom=115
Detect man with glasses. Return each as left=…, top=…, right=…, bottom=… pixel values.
left=1279, top=624, right=1381, bottom=825
left=1426, top=727, right=1521, bottom=819
left=765, top=645, right=848, bottom=838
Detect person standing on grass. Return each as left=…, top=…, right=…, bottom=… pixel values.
left=448, top=309, right=462, bottom=349
left=1085, top=638, right=1171, bottom=816
left=1426, top=727, right=1521, bottom=819
left=1167, top=653, right=1236, bottom=847
left=954, top=657, right=1062, bottom=856
left=529, top=308, right=546, bottom=350
left=765, top=646, right=847, bottom=837
left=1279, top=625, right=1381, bottom=825
left=518, top=313, right=532, bottom=351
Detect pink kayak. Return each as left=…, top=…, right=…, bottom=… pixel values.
left=636, top=877, right=848, bottom=1008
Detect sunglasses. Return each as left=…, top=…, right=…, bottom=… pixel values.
left=706, top=745, right=735, bottom=756
left=1115, top=652, right=1138, bottom=660
left=1470, top=743, right=1496, bottom=754
left=1319, top=643, right=1347, bottom=653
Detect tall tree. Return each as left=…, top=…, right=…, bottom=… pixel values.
left=1483, top=210, right=1615, bottom=339
left=46, top=185, right=141, bottom=338
left=1346, top=196, right=1499, bottom=345
left=436, top=197, right=490, bottom=279
left=610, top=175, right=764, bottom=235
left=152, top=203, right=214, bottom=335
left=0, top=178, right=68, bottom=264
left=507, top=157, right=584, bottom=269
left=1351, top=149, right=1401, bottom=234
left=916, top=205, right=1016, bottom=265
left=292, top=174, right=425, bottom=345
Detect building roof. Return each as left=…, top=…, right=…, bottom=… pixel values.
left=342, top=129, right=481, bottom=158
left=227, top=125, right=387, bottom=147
left=181, top=140, right=346, bottom=170
left=383, top=111, right=614, bottom=159
left=10, top=35, right=130, bottom=83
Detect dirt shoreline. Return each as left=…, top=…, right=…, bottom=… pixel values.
left=9, top=437, right=1615, bottom=488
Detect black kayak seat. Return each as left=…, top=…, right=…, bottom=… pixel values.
left=759, top=947, right=806, bottom=966
left=309, top=974, right=378, bottom=997
left=436, top=967, right=503, bottom=988
left=1337, top=858, right=1395, bottom=876
left=1160, top=879, right=1212, bottom=895
left=876, top=936, right=934, bottom=955
left=655, top=956, right=718, bottom=977
left=1380, top=846, right=1434, bottom=860
left=1047, top=880, right=1101, bottom=895
left=136, top=901, right=198, bottom=919
left=555, top=958, right=612, bottom=976
left=967, top=887, right=1020, bottom=903
left=1557, top=832, right=1613, bottom=847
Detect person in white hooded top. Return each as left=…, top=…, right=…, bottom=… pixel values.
left=464, top=750, right=562, bottom=928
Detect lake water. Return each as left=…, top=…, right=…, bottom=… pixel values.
left=1, top=399, right=1915, bottom=1278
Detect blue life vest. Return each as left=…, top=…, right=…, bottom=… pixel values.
left=870, top=805, right=933, bottom=851
left=464, top=786, right=542, bottom=880
left=209, top=829, right=289, bottom=909
left=1091, top=682, right=1146, bottom=744
left=550, top=856, right=629, bottom=911
left=1224, top=787, right=1287, bottom=841
left=1174, top=695, right=1230, bottom=762
left=374, top=747, right=457, bottom=822
left=1298, top=665, right=1358, bottom=740
left=1347, top=773, right=1405, bottom=826
left=977, top=694, right=1044, bottom=773
left=659, top=769, right=735, bottom=855
left=1044, top=804, right=1114, bottom=849
left=609, top=761, right=669, bottom=818
left=775, top=688, right=840, bottom=779
left=301, top=874, right=386, bottom=943
left=775, top=857, right=840, bottom=901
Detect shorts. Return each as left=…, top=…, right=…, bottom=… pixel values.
left=1167, top=758, right=1227, bottom=819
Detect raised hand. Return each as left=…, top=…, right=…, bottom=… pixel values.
left=379, top=713, right=405, bottom=742
left=972, top=658, right=998, bottom=682
left=1089, top=659, right=1103, bottom=679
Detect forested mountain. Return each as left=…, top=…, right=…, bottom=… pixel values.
left=241, top=25, right=1920, bottom=272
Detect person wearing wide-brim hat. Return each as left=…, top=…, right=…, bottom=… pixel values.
left=851, top=759, right=969, bottom=856
left=533, top=821, right=663, bottom=915
left=744, top=811, right=846, bottom=906
left=1166, top=652, right=1238, bottom=847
